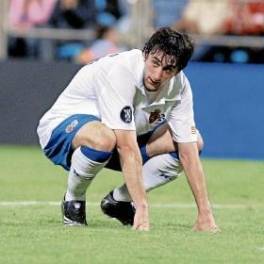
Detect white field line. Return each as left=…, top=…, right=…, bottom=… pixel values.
left=0, top=201, right=262, bottom=209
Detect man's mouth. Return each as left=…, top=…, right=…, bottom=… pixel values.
left=148, top=77, right=160, bottom=86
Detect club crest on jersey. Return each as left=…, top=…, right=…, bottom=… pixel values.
left=120, top=106, right=132, bottom=123
left=65, top=119, right=79, bottom=133
left=149, top=109, right=165, bottom=124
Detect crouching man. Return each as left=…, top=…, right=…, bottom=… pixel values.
left=37, top=27, right=218, bottom=232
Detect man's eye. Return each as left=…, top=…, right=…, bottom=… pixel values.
left=152, top=61, right=159, bottom=66
left=164, top=69, right=173, bottom=74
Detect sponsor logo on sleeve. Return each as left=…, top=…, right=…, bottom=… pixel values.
left=120, top=106, right=132, bottom=123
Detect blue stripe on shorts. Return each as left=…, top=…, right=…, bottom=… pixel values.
left=44, top=114, right=100, bottom=171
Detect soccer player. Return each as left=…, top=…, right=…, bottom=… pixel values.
left=37, top=27, right=218, bottom=232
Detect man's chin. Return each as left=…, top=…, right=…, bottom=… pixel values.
left=143, top=78, right=160, bottom=92
left=145, top=84, right=159, bottom=92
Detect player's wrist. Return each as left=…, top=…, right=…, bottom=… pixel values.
left=197, top=203, right=213, bottom=216
left=134, top=201, right=149, bottom=210
left=198, top=208, right=214, bottom=219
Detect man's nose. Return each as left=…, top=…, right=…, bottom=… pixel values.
left=153, top=68, right=163, bottom=81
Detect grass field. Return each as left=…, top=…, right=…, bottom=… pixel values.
left=0, top=145, right=263, bottom=264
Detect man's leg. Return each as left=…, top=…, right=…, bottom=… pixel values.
left=113, top=152, right=183, bottom=200
left=101, top=123, right=181, bottom=224
left=63, top=121, right=116, bottom=226
left=101, top=152, right=182, bottom=224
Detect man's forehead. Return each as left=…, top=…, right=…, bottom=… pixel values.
left=150, top=50, right=177, bottom=67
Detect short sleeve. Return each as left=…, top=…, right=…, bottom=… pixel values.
left=94, top=64, right=136, bottom=130
left=167, top=75, right=198, bottom=143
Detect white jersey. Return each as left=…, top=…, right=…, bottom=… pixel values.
left=37, top=49, right=197, bottom=148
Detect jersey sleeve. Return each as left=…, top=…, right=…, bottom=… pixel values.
left=167, top=74, right=198, bottom=143
left=94, top=64, right=136, bottom=130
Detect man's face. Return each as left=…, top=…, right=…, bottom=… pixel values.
left=143, top=50, right=179, bottom=92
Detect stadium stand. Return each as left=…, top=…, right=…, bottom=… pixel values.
left=1, top=0, right=263, bottom=63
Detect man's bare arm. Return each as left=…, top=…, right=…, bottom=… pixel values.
left=114, top=129, right=149, bottom=231
left=178, top=142, right=219, bottom=232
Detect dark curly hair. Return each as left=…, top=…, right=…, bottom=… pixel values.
left=142, top=27, right=194, bottom=71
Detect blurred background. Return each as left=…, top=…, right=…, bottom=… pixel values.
left=0, top=0, right=263, bottom=160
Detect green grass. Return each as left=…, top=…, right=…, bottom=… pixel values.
left=0, top=145, right=264, bottom=264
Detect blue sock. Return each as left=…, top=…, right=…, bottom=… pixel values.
left=169, top=151, right=180, bottom=160
left=80, top=146, right=112, bottom=163
left=140, top=145, right=149, bottom=164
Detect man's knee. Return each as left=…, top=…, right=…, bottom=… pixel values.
left=143, top=153, right=183, bottom=191
left=73, top=121, right=116, bottom=151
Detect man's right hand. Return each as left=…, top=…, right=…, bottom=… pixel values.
left=193, top=212, right=220, bottom=233
left=132, top=204, right=150, bottom=231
